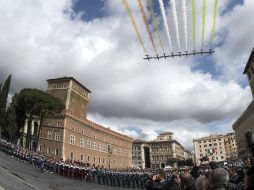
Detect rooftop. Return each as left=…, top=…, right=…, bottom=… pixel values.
left=159, top=132, right=174, bottom=136
left=47, top=77, right=91, bottom=93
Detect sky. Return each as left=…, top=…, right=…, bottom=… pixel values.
left=0, top=0, right=253, bottom=150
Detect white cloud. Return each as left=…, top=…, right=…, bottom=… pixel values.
left=214, top=0, right=254, bottom=82
left=0, top=0, right=252, bottom=150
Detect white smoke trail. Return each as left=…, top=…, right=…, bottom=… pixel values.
left=158, top=0, right=172, bottom=51
left=182, top=0, right=187, bottom=51
left=170, top=0, right=180, bottom=52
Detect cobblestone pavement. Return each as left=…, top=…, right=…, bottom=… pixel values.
left=0, top=151, right=137, bottom=190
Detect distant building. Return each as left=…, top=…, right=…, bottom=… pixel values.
left=184, top=150, right=194, bottom=161
left=193, top=133, right=237, bottom=165
left=38, top=77, right=133, bottom=169
left=132, top=132, right=190, bottom=169
left=132, top=139, right=150, bottom=169
left=224, top=133, right=238, bottom=161
left=233, top=48, right=254, bottom=158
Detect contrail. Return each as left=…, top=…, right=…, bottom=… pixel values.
left=137, top=0, right=157, bottom=54
left=202, top=0, right=207, bottom=48
left=122, top=0, right=147, bottom=54
left=182, top=0, right=188, bottom=51
left=158, top=0, right=173, bottom=51
left=170, top=0, right=181, bottom=52
left=192, top=0, right=196, bottom=49
left=148, top=0, right=164, bottom=53
left=210, top=0, right=219, bottom=47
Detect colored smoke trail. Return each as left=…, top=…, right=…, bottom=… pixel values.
left=170, top=0, right=181, bottom=51
left=122, top=0, right=147, bottom=54
left=210, top=0, right=219, bottom=47
left=137, top=0, right=157, bottom=54
left=202, top=0, right=207, bottom=48
left=158, top=0, right=173, bottom=51
left=148, top=0, right=164, bottom=53
left=192, top=0, right=196, bottom=49
left=182, top=0, right=188, bottom=51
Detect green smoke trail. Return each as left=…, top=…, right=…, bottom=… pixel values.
left=210, top=0, right=219, bottom=47
left=202, top=0, right=206, bottom=48
left=192, top=0, right=196, bottom=49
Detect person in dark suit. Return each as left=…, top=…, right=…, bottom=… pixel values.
left=145, top=174, right=155, bottom=190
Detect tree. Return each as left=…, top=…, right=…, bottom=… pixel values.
left=5, top=102, right=17, bottom=142
left=17, top=88, right=64, bottom=150
left=0, top=75, right=11, bottom=138
left=2, top=93, right=24, bottom=143
left=33, top=90, right=64, bottom=151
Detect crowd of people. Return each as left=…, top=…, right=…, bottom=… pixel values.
left=0, top=138, right=253, bottom=190
left=144, top=160, right=254, bottom=190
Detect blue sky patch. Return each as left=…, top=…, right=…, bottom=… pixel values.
left=72, top=0, right=106, bottom=21
left=220, top=0, right=244, bottom=16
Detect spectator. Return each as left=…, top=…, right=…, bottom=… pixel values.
left=168, top=173, right=182, bottom=190
left=181, top=172, right=195, bottom=190
left=209, top=168, right=229, bottom=190
left=195, top=176, right=210, bottom=190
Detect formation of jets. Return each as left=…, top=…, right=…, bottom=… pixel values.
left=143, top=49, right=215, bottom=61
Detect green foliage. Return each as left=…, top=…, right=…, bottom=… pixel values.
left=13, top=93, right=26, bottom=137
left=18, top=88, right=64, bottom=116
left=17, top=88, right=64, bottom=149
left=4, top=102, right=17, bottom=141
left=0, top=75, right=11, bottom=137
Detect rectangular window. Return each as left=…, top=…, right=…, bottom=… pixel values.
left=71, top=152, right=74, bottom=159
left=92, top=142, right=96, bottom=150
left=98, top=144, right=101, bottom=151
left=80, top=138, right=85, bottom=147
left=55, top=131, right=60, bottom=141
left=47, top=130, right=52, bottom=140
left=102, top=145, right=106, bottom=152
left=87, top=141, right=91, bottom=149
left=81, top=155, right=84, bottom=161
left=56, top=122, right=60, bottom=127
left=87, top=156, right=90, bottom=161
left=70, top=135, right=75, bottom=145
left=55, top=149, right=58, bottom=156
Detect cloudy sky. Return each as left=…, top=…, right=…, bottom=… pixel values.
left=0, top=0, right=253, bottom=150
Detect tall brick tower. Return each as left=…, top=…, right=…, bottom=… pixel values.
left=38, top=77, right=133, bottom=168
left=46, top=77, right=91, bottom=119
